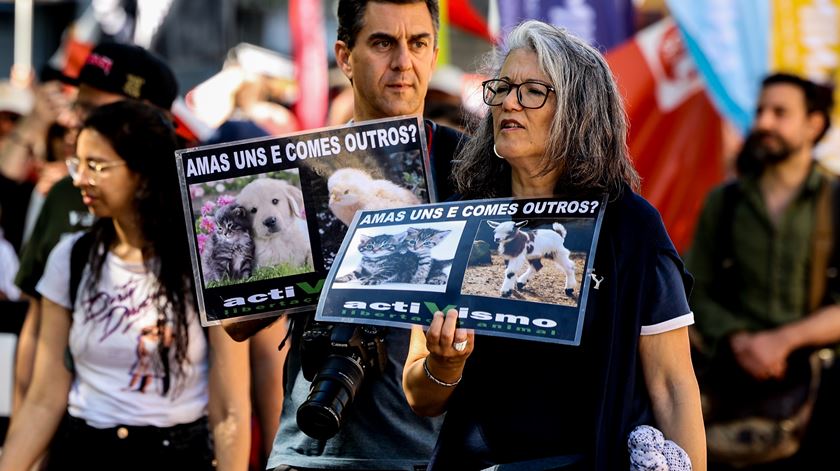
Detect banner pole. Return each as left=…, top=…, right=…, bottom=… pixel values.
left=13, top=0, right=34, bottom=86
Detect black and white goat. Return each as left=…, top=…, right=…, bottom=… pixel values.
left=486, top=220, right=578, bottom=299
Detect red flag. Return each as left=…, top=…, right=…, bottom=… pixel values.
left=47, top=6, right=99, bottom=81
left=448, top=0, right=495, bottom=42
left=290, top=0, right=328, bottom=129
left=606, top=19, right=725, bottom=254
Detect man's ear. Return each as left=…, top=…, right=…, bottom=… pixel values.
left=807, top=111, right=827, bottom=143
left=335, top=41, right=353, bottom=82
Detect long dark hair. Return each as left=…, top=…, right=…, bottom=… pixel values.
left=453, top=20, right=639, bottom=200
left=80, top=100, right=193, bottom=392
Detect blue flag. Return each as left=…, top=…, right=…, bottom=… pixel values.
left=666, top=0, right=769, bottom=134
left=498, top=0, right=634, bottom=50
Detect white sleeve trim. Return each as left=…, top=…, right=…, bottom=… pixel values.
left=640, top=312, right=694, bottom=336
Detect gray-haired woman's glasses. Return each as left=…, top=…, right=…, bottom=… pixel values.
left=481, top=79, right=555, bottom=109
left=66, top=157, right=127, bottom=185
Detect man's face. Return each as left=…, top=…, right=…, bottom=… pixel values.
left=335, top=1, right=438, bottom=121
left=72, top=84, right=125, bottom=126
left=749, top=82, right=822, bottom=164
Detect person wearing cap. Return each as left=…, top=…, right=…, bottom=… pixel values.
left=0, top=100, right=249, bottom=471
left=9, top=43, right=250, bottom=470
left=14, top=42, right=183, bottom=305
left=13, top=44, right=180, bottom=414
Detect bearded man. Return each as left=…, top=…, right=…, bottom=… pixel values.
left=687, top=73, right=840, bottom=469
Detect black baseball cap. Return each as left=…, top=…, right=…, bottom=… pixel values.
left=73, top=42, right=178, bottom=110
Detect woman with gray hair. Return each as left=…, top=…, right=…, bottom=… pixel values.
left=402, top=20, right=705, bottom=470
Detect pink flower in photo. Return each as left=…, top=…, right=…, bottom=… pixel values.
left=201, top=201, right=216, bottom=217
left=197, top=233, right=209, bottom=255
left=200, top=216, right=216, bottom=233
left=191, top=185, right=205, bottom=198
left=217, top=194, right=235, bottom=207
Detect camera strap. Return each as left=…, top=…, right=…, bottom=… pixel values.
left=277, top=316, right=295, bottom=352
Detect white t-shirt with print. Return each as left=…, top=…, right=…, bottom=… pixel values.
left=37, top=233, right=209, bottom=428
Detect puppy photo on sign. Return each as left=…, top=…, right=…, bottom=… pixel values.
left=190, top=169, right=313, bottom=288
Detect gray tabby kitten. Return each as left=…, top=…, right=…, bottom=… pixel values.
left=202, top=204, right=255, bottom=283
left=402, top=227, right=453, bottom=284
left=336, top=232, right=416, bottom=285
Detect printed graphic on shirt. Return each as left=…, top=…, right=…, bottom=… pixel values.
left=78, top=275, right=183, bottom=396
left=81, top=278, right=155, bottom=342
left=126, top=323, right=172, bottom=394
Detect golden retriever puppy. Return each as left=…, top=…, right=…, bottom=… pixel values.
left=236, top=178, right=312, bottom=269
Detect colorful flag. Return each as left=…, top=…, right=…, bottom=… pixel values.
left=497, top=0, right=634, bottom=49
left=607, top=19, right=724, bottom=253
left=46, top=5, right=99, bottom=81
left=668, top=0, right=840, bottom=171
left=448, top=0, right=495, bottom=42
left=439, top=0, right=451, bottom=64
left=290, top=0, right=328, bottom=130
left=768, top=0, right=840, bottom=172
left=666, top=0, right=769, bottom=134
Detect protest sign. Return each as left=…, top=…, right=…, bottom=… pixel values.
left=176, top=116, right=432, bottom=326
left=317, top=196, right=607, bottom=345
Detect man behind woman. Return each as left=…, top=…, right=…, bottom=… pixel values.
left=0, top=101, right=249, bottom=470
left=402, top=20, right=706, bottom=470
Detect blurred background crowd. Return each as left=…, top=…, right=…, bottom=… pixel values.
left=0, top=0, right=838, bottom=469
left=0, top=0, right=834, bottom=261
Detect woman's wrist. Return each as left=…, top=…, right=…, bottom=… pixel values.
left=423, top=356, right=463, bottom=387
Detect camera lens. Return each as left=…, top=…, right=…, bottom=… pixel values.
left=297, top=354, right=365, bottom=440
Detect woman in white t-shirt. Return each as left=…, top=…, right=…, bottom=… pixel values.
left=0, top=101, right=250, bottom=471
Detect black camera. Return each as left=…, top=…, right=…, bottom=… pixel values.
left=297, top=319, right=388, bottom=440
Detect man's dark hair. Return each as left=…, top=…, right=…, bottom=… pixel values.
left=762, top=73, right=835, bottom=144
left=337, top=0, right=440, bottom=50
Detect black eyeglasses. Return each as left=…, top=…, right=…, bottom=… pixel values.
left=481, top=78, right=555, bottom=109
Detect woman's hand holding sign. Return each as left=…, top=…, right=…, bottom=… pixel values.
left=427, top=309, right=475, bottom=372
left=402, top=309, right=474, bottom=417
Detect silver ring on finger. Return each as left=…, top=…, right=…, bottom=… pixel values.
left=453, top=339, right=468, bottom=352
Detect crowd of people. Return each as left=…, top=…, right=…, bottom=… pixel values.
left=0, top=0, right=838, bottom=470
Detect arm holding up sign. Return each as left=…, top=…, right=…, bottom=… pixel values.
left=403, top=310, right=474, bottom=416
left=404, top=20, right=704, bottom=471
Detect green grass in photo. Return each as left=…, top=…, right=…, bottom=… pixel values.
left=205, top=262, right=314, bottom=288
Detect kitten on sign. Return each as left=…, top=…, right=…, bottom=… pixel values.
left=402, top=227, right=453, bottom=284
left=202, top=203, right=255, bottom=284
left=335, top=232, right=412, bottom=285
left=327, top=167, right=420, bottom=226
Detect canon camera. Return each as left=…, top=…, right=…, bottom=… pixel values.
left=297, top=319, right=387, bottom=440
